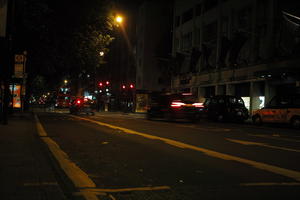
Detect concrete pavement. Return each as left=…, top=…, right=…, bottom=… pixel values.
left=0, top=112, right=67, bottom=200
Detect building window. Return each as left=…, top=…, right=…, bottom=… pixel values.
left=195, top=4, right=202, bottom=16
left=182, top=32, right=193, bottom=50
left=238, top=7, right=252, bottom=31
left=222, top=17, right=229, bottom=37
left=194, top=28, right=200, bottom=45
left=204, top=0, right=218, bottom=12
left=203, top=21, right=217, bottom=42
left=174, top=38, right=180, bottom=51
left=182, top=8, right=193, bottom=24
left=175, top=16, right=181, bottom=27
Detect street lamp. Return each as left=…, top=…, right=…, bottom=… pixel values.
left=64, top=80, right=68, bottom=84
left=115, top=15, right=123, bottom=24
left=99, top=51, right=104, bottom=57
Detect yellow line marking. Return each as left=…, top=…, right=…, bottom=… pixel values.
left=73, top=115, right=300, bottom=182
left=227, top=138, right=300, bottom=153
left=34, top=114, right=98, bottom=200
left=240, top=182, right=300, bottom=186
left=81, top=186, right=171, bottom=193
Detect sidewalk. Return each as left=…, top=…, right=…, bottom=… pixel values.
left=0, top=112, right=67, bottom=200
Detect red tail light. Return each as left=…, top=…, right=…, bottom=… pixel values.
left=171, top=101, right=185, bottom=108
left=76, top=100, right=81, bottom=105
left=192, top=103, right=204, bottom=108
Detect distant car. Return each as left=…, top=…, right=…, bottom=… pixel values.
left=201, top=95, right=249, bottom=122
left=252, top=94, right=300, bottom=128
left=69, top=97, right=95, bottom=115
left=146, top=93, right=203, bottom=121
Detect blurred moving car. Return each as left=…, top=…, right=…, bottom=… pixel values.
left=146, top=93, right=203, bottom=121
left=201, top=95, right=249, bottom=122
left=252, top=94, right=300, bottom=128
left=69, top=97, right=95, bottom=115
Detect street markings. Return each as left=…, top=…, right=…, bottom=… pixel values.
left=72, top=115, right=300, bottom=182
left=176, top=124, right=231, bottom=132
left=35, top=114, right=170, bottom=200
left=227, top=138, right=300, bottom=153
left=34, top=114, right=99, bottom=200
left=249, top=134, right=300, bottom=143
left=240, top=182, right=300, bottom=186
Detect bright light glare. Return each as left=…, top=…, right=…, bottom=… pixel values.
left=116, top=16, right=123, bottom=23
left=171, top=101, right=185, bottom=108
left=192, top=103, right=204, bottom=108
left=259, top=96, right=265, bottom=109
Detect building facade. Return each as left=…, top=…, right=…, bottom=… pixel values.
left=172, top=0, right=300, bottom=114
left=136, top=0, right=173, bottom=92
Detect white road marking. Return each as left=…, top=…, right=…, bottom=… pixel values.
left=227, top=138, right=300, bottom=153
left=240, top=182, right=300, bottom=186
left=175, top=124, right=231, bottom=132
left=249, top=134, right=300, bottom=143
left=73, top=115, right=300, bottom=182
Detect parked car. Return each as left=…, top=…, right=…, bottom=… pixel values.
left=146, top=93, right=203, bottom=121
left=69, top=97, right=96, bottom=115
left=201, top=95, right=249, bottom=122
left=252, top=94, right=300, bottom=128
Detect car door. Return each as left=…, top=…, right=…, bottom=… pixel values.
left=261, top=96, right=280, bottom=123
left=276, top=96, right=290, bottom=123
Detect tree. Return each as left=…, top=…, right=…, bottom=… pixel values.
left=22, top=0, right=117, bottom=96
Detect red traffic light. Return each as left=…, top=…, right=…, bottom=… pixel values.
left=122, top=85, right=126, bottom=89
left=99, top=82, right=103, bottom=87
left=106, top=81, right=110, bottom=85
left=129, top=84, right=134, bottom=89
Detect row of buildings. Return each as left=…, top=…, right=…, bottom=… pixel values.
left=121, top=0, right=300, bottom=114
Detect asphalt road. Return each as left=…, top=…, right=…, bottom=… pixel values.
left=36, top=111, right=300, bottom=200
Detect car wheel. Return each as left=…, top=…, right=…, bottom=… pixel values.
left=164, top=112, right=174, bottom=122
left=252, top=115, right=262, bottom=125
left=291, top=117, right=300, bottom=129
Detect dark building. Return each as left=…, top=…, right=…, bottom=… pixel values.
left=171, top=0, right=300, bottom=114
left=135, top=0, right=173, bottom=92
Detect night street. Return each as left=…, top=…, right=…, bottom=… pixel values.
left=35, top=110, right=300, bottom=200
left=1, top=0, right=300, bottom=200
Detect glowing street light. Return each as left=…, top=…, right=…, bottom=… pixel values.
left=99, top=51, right=104, bottom=57
left=64, top=79, right=68, bottom=84
left=115, top=15, right=123, bottom=24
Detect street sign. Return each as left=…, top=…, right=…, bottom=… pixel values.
left=14, top=54, right=25, bottom=78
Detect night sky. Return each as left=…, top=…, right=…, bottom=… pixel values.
left=22, top=0, right=143, bottom=92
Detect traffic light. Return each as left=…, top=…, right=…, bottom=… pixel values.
left=98, top=82, right=103, bottom=87
left=106, top=81, right=110, bottom=85
left=122, top=85, right=126, bottom=89
left=129, top=84, right=134, bottom=89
